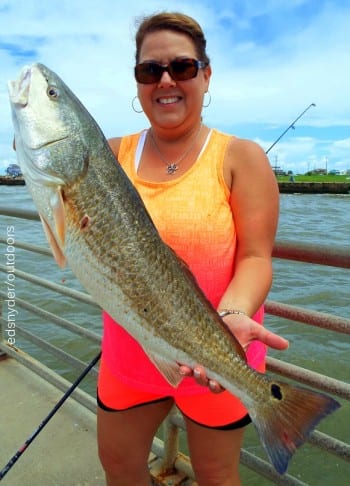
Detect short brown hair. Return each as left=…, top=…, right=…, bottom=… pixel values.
left=135, top=12, right=210, bottom=65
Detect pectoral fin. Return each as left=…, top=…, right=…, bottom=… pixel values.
left=40, top=215, right=66, bottom=268
left=50, top=188, right=66, bottom=247
left=146, top=352, right=183, bottom=388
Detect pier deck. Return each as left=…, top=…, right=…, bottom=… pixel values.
left=0, top=356, right=105, bottom=485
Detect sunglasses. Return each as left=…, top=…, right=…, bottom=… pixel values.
left=134, top=58, right=208, bottom=84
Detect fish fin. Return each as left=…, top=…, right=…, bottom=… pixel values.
left=40, top=215, right=67, bottom=268
left=50, top=188, right=66, bottom=246
left=250, top=380, right=340, bottom=474
left=147, top=353, right=183, bottom=388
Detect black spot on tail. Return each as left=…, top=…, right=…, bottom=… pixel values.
left=271, top=383, right=283, bottom=400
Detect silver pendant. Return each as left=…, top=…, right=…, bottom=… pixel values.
left=167, top=163, right=178, bottom=175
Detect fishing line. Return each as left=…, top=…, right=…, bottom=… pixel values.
left=0, top=351, right=101, bottom=481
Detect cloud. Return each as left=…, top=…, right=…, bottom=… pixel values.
left=207, top=1, right=350, bottom=127
left=0, top=0, right=349, bottom=174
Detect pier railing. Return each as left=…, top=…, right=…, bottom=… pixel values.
left=1, top=207, right=350, bottom=485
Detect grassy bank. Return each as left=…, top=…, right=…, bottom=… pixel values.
left=277, top=174, right=350, bottom=183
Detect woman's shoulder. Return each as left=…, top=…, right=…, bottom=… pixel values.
left=211, top=128, right=262, bottom=157
left=226, top=135, right=269, bottom=168
left=220, top=133, right=272, bottom=190
left=108, top=137, right=122, bottom=158
left=108, top=132, right=143, bottom=159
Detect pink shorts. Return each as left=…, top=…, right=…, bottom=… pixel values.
left=97, top=357, right=266, bottom=429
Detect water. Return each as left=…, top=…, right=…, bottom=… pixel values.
left=1, top=186, right=349, bottom=484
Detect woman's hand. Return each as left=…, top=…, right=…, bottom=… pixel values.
left=179, top=314, right=289, bottom=393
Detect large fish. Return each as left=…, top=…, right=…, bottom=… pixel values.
left=8, top=63, right=340, bottom=475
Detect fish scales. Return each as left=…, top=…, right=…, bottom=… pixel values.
left=65, top=157, right=244, bottom=374
left=58, top=143, right=240, bottom=368
left=8, top=63, right=340, bottom=475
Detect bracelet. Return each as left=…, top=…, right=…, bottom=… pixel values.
left=218, top=309, right=247, bottom=317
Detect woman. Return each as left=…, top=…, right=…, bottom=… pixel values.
left=97, top=12, right=288, bottom=486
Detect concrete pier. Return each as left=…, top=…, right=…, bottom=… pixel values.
left=278, top=181, right=350, bottom=194
left=0, top=356, right=105, bottom=485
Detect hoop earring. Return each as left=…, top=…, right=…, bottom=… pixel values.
left=202, top=91, right=211, bottom=108
left=132, top=96, right=143, bottom=113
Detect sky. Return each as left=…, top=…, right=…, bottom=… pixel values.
left=1, top=0, right=350, bottom=175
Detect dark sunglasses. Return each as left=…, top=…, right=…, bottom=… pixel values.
left=134, top=58, right=208, bottom=84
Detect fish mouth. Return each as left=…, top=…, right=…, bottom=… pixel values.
left=8, top=65, right=32, bottom=107
left=8, top=63, right=70, bottom=151
left=34, top=136, right=69, bottom=150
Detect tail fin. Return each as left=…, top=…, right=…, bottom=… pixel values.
left=251, top=381, right=340, bottom=474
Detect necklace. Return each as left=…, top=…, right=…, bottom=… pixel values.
left=150, top=124, right=202, bottom=175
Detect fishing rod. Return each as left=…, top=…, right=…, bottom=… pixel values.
left=0, top=351, right=101, bottom=481
left=265, top=102, right=316, bottom=154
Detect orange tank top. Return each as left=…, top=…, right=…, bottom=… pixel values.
left=101, top=129, right=266, bottom=394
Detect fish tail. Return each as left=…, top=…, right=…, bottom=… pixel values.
left=250, top=380, right=340, bottom=474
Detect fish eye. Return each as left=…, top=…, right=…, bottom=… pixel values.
left=47, top=86, right=59, bottom=99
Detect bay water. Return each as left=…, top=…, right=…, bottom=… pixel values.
left=1, top=186, right=349, bottom=484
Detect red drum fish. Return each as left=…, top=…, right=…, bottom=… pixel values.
left=8, top=63, right=340, bottom=474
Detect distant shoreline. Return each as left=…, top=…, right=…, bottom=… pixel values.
left=278, top=181, right=350, bottom=194
left=0, top=176, right=25, bottom=186
left=1, top=175, right=349, bottom=194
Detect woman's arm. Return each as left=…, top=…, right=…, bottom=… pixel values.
left=219, top=136, right=279, bottom=317
left=180, top=137, right=288, bottom=390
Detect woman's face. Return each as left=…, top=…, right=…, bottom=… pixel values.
left=136, top=29, right=211, bottom=132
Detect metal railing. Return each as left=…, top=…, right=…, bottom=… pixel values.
left=1, top=207, right=350, bottom=485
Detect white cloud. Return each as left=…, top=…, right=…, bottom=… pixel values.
left=333, top=138, right=350, bottom=150
left=1, top=0, right=349, bottom=173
